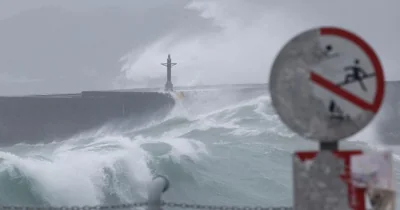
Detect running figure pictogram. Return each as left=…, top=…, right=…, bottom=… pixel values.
left=337, top=59, right=375, bottom=91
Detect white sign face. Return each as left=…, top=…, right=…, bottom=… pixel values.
left=269, top=27, right=385, bottom=142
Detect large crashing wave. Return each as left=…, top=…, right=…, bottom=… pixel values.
left=0, top=87, right=398, bottom=207
left=0, top=89, right=269, bottom=206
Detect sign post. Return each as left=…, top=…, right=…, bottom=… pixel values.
left=268, top=26, right=394, bottom=210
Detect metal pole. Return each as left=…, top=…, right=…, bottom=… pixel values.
left=147, top=175, right=170, bottom=210
left=319, top=141, right=338, bottom=151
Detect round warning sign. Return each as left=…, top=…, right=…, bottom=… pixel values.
left=269, top=26, right=385, bottom=142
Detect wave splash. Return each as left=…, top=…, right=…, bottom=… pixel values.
left=0, top=89, right=270, bottom=206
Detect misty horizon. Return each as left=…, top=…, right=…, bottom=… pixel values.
left=0, top=0, right=398, bottom=95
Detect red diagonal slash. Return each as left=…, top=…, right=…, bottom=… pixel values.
left=310, top=72, right=375, bottom=112
left=310, top=27, right=385, bottom=113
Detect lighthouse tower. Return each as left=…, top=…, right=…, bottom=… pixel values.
left=161, top=54, right=177, bottom=92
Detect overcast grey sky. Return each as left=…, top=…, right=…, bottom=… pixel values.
left=0, top=0, right=398, bottom=95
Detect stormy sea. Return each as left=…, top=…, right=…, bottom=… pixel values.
left=0, top=83, right=398, bottom=209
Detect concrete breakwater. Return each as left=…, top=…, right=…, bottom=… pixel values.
left=0, top=90, right=175, bottom=146
left=0, top=83, right=268, bottom=147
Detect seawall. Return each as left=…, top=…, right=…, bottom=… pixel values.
left=0, top=84, right=271, bottom=147
left=0, top=91, right=175, bottom=147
